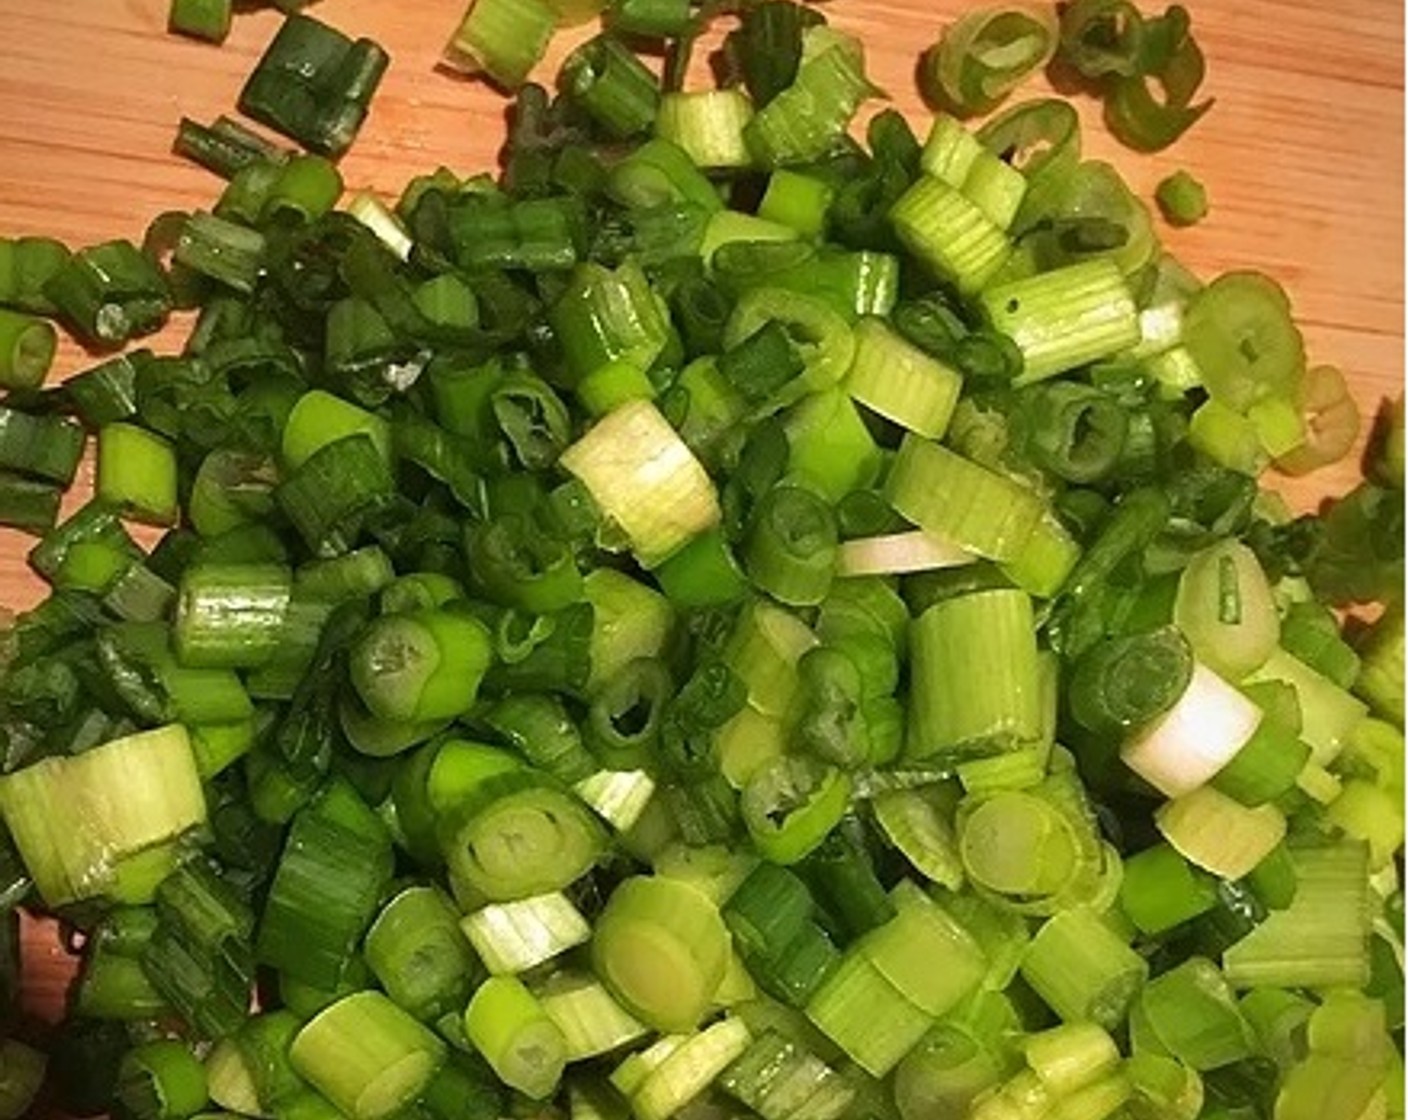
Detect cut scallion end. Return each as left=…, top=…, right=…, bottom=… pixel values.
left=961, top=150, right=1029, bottom=231
left=1119, top=663, right=1262, bottom=798
left=998, top=512, right=1081, bottom=599
left=1247, top=647, right=1368, bottom=766
left=364, top=886, right=479, bottom=1021
left=980, top=259, right=1142, bottom=385
left=585, top=567, right=676, bottom=693
left=592, top=875, right=730, bottom=1033
left=858, top=880, right=986, bottom=1018
left=256, top=809, right=392, bottom=991
left=1173, top=538, right=1280, bottom=682
left=653, top=525, right=748, bottom=607
left=351, top=608, right=494, bottom=724
left=175, top=563, right=292, bottom=670
left=43, top=240, right=171, bottom=346
left=174, top=211, right=264, bottom=291
left=537, top=972, right=649, bottom=1061
left=741, top=756, right=851, bottom=864
left=1209, top=709, right=1309, bottom=808
left=758, top=169, right=836, bottom=238
left=630, top=1018, right=753, bottom=1120
left=463, top=975, right=567, bottom=1100
left=0, top=724, right=205, bottom=907
left=1025, top=1025, right=1120, bottom=1103
left=551, top=262, right=671, bottom=385
left=1021, top=907, right=1148, bottom=1029
left=0, top=308, right=57, bottom=390
left=1155, top=170, right=1209, bottom=227
left=804, top=951, right=933, bottom=1078
left=908, top=589, right=1042, bottom=761
left=0, top=408, right=85, bottom=490
left=1155, top=783, right=1287, bottom=881
left=656, top=91, right=755, bottom=171
left=722, top=286, right=855, bottom=405
left=958, top=788, right=1082, bottom=899
left=346, top=192, right=414, bottom=261
left=573, top=768, right=657, bottom=832
left=97, top=422, right=179, bottom=526
left=203, top=1042, right=258, bottom=1116
left=462, top=891, right=592, bottom=975
left=837, top=530, right=975, bottom=578
left=436, top=766, right=606, bottom=901
left=885, top=435, right=1045, bottom=563
left=889, top=175, right=1011, bottom=294
left=919, top=113, right=983, bottom=186
left=282, top=389, right=391, bottom=471
left=558, top=35, right=660, bottom=138
left=784, top=389, right=884, bottom=503
left=290, top=991, right=446, bottom=1120
left=719, top=1028, right=852, bottom=1120
left=1137, top=957, right=1254, bottom=1071
left=847, top=317, right=964, bottom=439
left=1222, top=839, right=1374, bottom=991
left=744, top=484, right=838, bottom=607
left=744, top=26, right=876, bottom=168
left=925, top=10, right=1057, bottom=117
left=239, top=15, right=389, bottom=157
left=560, top=400, right=721, bottom=569
left=116, top=1039, right=208, bottom=1120
left=1118, top=842, right=1218, bottom=935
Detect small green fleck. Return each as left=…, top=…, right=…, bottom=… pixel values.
left=1155, top=170, right=1209, bottom=227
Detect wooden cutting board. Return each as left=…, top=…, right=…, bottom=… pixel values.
left=0, top=0, right=1402, bottom=1073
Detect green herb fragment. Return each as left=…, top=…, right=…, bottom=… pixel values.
left=1155, top=169, right=1208, bottom=225
left=168, top=0, right=233, bottom=43
left=239, top=14, right=389, bottom=157
left=923, top=5, right=1059, bottom=118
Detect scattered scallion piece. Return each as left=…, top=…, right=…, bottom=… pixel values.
left=744, top=26, right=877, bottom=168
left=464, top=974, right=567, bottom=1099
left=168, top=0, right=233, bottom=45
left=0, top=235, right=71, bottom=315
left=1056, top=0, right=1214, bottom=152
left=115, top=1039, right=209, bottom=1120
left=239, top=14, right=389, bottom=157
left=923, top=5, right=1059, bottom=118
left=44, top=240, right=171, bottom=347
left=364, top=886, right=479, bottom=1020
left=0, top=309, right=57, bottom=390
left=290, top=991, right=446, bottom=1120
left=446, top=0, right=557, bottom=90
left=0, top=725, right=205, bottom=907
left=1156, top=168, right=1209, bottom=226
left=558, top=35, right=660, bottom=138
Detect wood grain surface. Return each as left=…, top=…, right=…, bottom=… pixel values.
left=0, top=0, right=1402, bottom=1085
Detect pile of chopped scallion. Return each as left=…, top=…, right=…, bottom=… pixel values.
left=0, top=0, right=1400, bottom=1118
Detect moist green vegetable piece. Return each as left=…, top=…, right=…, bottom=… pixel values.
left=0, top=1, right=1398, bottom=1117
left=1155, top=169, right=1209, bottom=226
left=239, top=14, right=390, bottom=158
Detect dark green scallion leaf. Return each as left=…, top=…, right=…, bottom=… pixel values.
left=238, top=14, right=390, bottom=158
left=722, top=1, right=826, bottom=109
left=44, top=241, right=172, bottom=348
